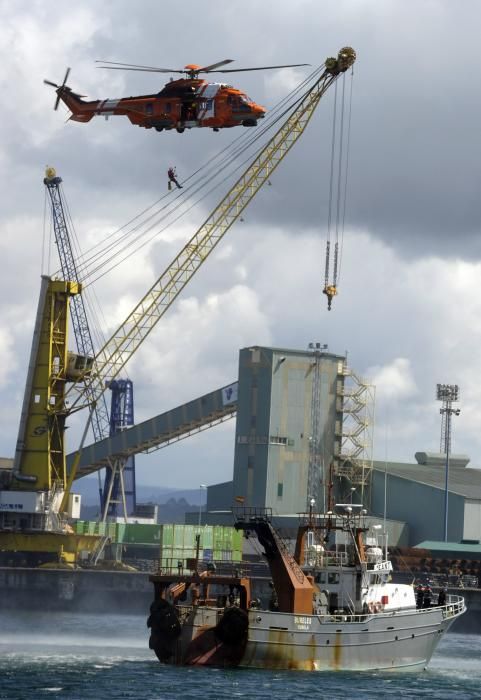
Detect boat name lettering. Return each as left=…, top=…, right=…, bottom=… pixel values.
left=373, top=561, right=392, bottom=571
left=294, top=616, right=311, bottom=629
left=0, top=503, right=24, bottom=510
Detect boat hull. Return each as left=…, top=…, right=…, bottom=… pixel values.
left=149, top=598, right=465, bottom=672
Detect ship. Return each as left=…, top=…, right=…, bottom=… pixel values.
left=147, top=505, right=466, bottom=672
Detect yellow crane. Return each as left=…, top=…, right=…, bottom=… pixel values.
left=1, top=48, right=356, bottom=565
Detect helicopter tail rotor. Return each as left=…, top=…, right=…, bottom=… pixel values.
left=43, top=67, right=71, bottom=110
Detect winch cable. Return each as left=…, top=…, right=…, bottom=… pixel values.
left=75, top=65, right=325, bottom=283
left=79, top=66, right=327, bottom=286
left=61, top=187, right=112, bottom=356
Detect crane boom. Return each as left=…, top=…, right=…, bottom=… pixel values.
left=68, top=48, right=356, bottom=414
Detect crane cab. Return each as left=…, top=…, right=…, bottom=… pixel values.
left=66, top=351, right=94, bottom=381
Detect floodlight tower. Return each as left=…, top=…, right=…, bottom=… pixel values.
left=436, top=383, right=461, bottom=542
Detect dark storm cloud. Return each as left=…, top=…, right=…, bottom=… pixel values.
left=9, top=0, right=477, bottom=262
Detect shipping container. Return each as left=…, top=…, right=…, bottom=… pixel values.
left=161, top=524, right=174, bottom=547
left=115, top=522, right=126, bottom=543
left=124, top=523, right=161, bottom=545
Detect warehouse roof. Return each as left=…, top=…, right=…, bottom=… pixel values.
left=372, top=455, right=481, bottom=500
left=415, top=540, right=481, bottom=554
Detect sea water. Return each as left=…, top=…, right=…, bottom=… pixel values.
left=0, top=611, right=480, bottom=700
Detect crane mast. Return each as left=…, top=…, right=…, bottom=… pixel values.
left=44, top=170, right=137, bottom=519
left=43, top=168, right=110, bottom=442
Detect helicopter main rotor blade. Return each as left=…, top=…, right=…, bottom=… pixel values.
left=198, top=59, right=234, bottom=73
left=44, top=79, right=59, bottom=87
left=96, top=60, right=182, bottom=73
left=213, top=63, right=311, bottom=73
left=98, top=66, right=185, bottom=73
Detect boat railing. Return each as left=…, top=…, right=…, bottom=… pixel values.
left=155, top=558, right=268, bottom=578
left=232, top=506, right=273, bottom=523
left=443, top=594, right=465, bottom=618
left=316, top=595, right=464, bottom=623
left=304, top=550, right=349, bottom=568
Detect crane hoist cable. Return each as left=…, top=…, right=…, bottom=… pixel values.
left=323, top=65, right=354, bottom=310
left=337, top=69, right=355, bottom=288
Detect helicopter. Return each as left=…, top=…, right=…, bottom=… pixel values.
left=44, top=59, right=309, bottom=134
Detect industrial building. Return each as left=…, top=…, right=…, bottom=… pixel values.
left=370, top=452, right=481, bottom=546
left=199, top=345, right=481, bottom=556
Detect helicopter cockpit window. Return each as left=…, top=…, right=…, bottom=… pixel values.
left=165, top=103, right=171, bottom=113
left=145, top=103, right=153, bottom=115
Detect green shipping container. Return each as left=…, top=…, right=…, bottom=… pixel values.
left=200, top=526, right=214, bottom=550
left=124, top=523, right=161, bottom=545
left=115, top=522, right=126, bottom=543
left=161, top=524, right=174, bottom=547
left=95, top=521, right=107, bottom=536
left=73, top=520, right=84, bottom=534
left=213, top=526, right=225, bottom=550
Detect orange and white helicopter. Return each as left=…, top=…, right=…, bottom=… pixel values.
left=44, top=59, right=309, bottom=133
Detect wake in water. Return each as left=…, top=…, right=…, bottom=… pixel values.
left=1, top=611, right=481, bottom=699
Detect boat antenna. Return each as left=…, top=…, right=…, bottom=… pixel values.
left=383, top=408, right=389, bottom=560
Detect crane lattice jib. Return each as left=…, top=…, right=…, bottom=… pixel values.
left=44, top=174, right=110, bottom=439
left=69, top=48, right=356, bottom=413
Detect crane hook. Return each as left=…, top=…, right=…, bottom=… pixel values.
left=323, top=285, right=337, bottom=311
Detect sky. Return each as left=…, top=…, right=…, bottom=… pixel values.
left=1, top=0, right=481, bottom=492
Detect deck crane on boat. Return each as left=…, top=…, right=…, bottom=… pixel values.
left=43, top=169, right=137, bottom=521
left=0, top=47, right=356, bottom=566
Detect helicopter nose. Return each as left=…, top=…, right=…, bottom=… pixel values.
left=253, top=104, right=266, bottom=118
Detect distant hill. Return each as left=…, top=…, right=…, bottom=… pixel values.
left=76, top=478, right=205, bottom=524
left=74, top=477, right=206, bottom=507
left=80, top=497, right=196, bottom=524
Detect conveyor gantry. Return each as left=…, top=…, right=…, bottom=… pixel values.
left=67, top=382, right=238, bottom=479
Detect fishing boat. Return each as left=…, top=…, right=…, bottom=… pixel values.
left=147, top=505, right=465, bottom=671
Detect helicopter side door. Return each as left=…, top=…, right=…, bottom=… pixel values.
left=196, top=83, right=221, bottom=121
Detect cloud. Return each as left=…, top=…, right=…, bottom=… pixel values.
left=366, top=358, right=417, bottom=402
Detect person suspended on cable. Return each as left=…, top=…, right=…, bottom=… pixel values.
left=323, top=284, right=337, bottom=310
left=167, top=166, right=183, bottom=190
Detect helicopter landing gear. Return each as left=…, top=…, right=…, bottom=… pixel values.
left=155, top=127, right=164, bottom=132
left=213, top=127, right=220, bottom=132
left=176, top=127, right=185, bottom=133
left=242, top=119, right=257, bottom=127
